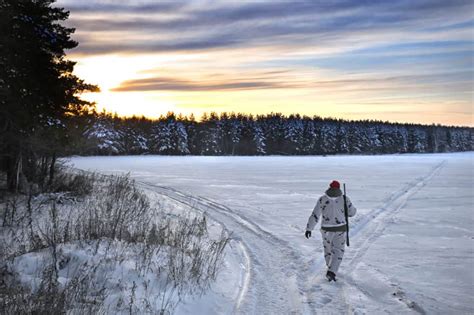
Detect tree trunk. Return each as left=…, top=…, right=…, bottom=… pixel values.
left=48, top=152, right=56, bottom=186
left=7, top=151, right=22, bottom=192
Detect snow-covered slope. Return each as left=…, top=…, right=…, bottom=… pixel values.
left=69, top=152, right=473, bottom=314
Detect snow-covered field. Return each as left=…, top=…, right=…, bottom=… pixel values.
left=69, top=152, right=474, bottom=314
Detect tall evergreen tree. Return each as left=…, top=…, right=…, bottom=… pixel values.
left=87, top=112, right=121, bottom=155
left=301, top=118, right=317, bottom=154
left=284, top=114, right=304, bottom=154
left=320, top=123, right=337, bottom=154
left=220, top=112, right=242, bottom=155
left=252, top=121, right=266, bottom=155
left=336, top=124, right=350, bottom=154
left=199, top=112, right=222, bottom=155
left=0, top=0, right=98, bottom=191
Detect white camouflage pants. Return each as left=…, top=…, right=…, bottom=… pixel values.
left=321, top=230, right=346, bottom=273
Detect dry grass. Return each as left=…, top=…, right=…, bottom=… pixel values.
left=0, top=168, right=229, bottom=314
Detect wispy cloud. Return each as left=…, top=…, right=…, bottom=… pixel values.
left=62, top=0, right=473, bottom=55
left=111, top=76, right=292, bottom=92
left=57, top=0, right=474, bottom=125
left=110, top=70, right=473, bottom=93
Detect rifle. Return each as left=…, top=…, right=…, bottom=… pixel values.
left=343, top=183, right=350, bottom=247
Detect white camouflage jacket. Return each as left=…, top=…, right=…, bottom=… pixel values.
left=306, top=193, right=356, bottom=231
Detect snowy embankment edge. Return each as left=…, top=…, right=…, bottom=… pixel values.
left=62, top=167, right=251, bottom=312
left=136, top=181, right=252, bottom=313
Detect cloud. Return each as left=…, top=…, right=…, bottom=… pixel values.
left=109, top=70, right=473, bottom=94
left=61, top=0, right=473, bottom=56
left=111, top=76, right=293, bottom=92
left=71, top=35, right=240, bottom=55
left=57, top=1, right=185, bottom=14
left=58, top=0, right=473, bottom=126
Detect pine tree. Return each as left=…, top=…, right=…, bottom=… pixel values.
left=320, top=123, right=337, bottom=154
left=172, top=121, right=190, bottom=155
left=260, top=113, right=286, bottom=154
left=301, top=118, right=317, bottom=154
left=336, top=124, right=350, bottom=154
left=252, top=121, right=266, bottom=155
left=0, top=0, right=98, bottom=190
left=284, top=114, right=304, bottom=154
left=185, top=113, right=200, bottom=155
left=220, top=112, right=241, bottom=155
left=199, top=112, right=222, bottom=155
left=87, top=112, right=121, bottom=155
left=346, top=123, right=366, bottom=154
left=235, top=116, right=265, bottom=155
left=115, top=117, right=149, bottom=154
left=150, top=120, right=172, bottom=154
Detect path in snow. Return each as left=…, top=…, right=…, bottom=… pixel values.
left=69, top=153, right=472, bottom=314
left=304, top=160, right=445, bottom=314
left=140, top=160, right=445, bottom=314
left=139, top=182, right=311, bottom=314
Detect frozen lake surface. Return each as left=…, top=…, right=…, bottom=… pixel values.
left=70, top=153, right=474, bottom=314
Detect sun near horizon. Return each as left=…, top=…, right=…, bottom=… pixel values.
left=59, top=1, right=473, bottom=127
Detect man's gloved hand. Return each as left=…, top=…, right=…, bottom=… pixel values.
left=305, top=231, right=311, bottom=239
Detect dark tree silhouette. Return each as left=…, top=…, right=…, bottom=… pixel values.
left=0, top=0, right=98, bottom=191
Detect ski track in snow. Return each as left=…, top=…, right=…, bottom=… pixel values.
left=139, top=182, right=311, bottom=314
left=138, top=159, right=446, bottom=314
left=305, top=160, right=446, bottom=314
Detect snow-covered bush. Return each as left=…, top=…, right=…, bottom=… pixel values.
left=0, top=171, right=229, bottom=314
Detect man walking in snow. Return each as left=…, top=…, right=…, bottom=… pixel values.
left=305, top=180, right=357, bottom=282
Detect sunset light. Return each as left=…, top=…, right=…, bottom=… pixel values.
left=59, top=1, right=473, bottom=125
left=2, top=1, right=473, bottom=313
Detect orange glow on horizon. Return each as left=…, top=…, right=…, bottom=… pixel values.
left=73, top=53, right=472, bottom=127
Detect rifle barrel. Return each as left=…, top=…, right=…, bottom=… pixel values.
left=343, top=183, right=350, bottom=246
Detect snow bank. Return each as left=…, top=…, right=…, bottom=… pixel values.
left=68, top=152, right=473, bottom=314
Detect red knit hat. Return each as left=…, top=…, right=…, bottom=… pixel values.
left=329, top=180, right=340, bottom=189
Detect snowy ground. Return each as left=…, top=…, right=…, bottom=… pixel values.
left=69, top=152, right=474, bottom=314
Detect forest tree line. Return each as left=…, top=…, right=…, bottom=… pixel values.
left=75, top=111, right=473, bottom=156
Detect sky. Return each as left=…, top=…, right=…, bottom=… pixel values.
left=58, top=0, right=473, bottom=126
